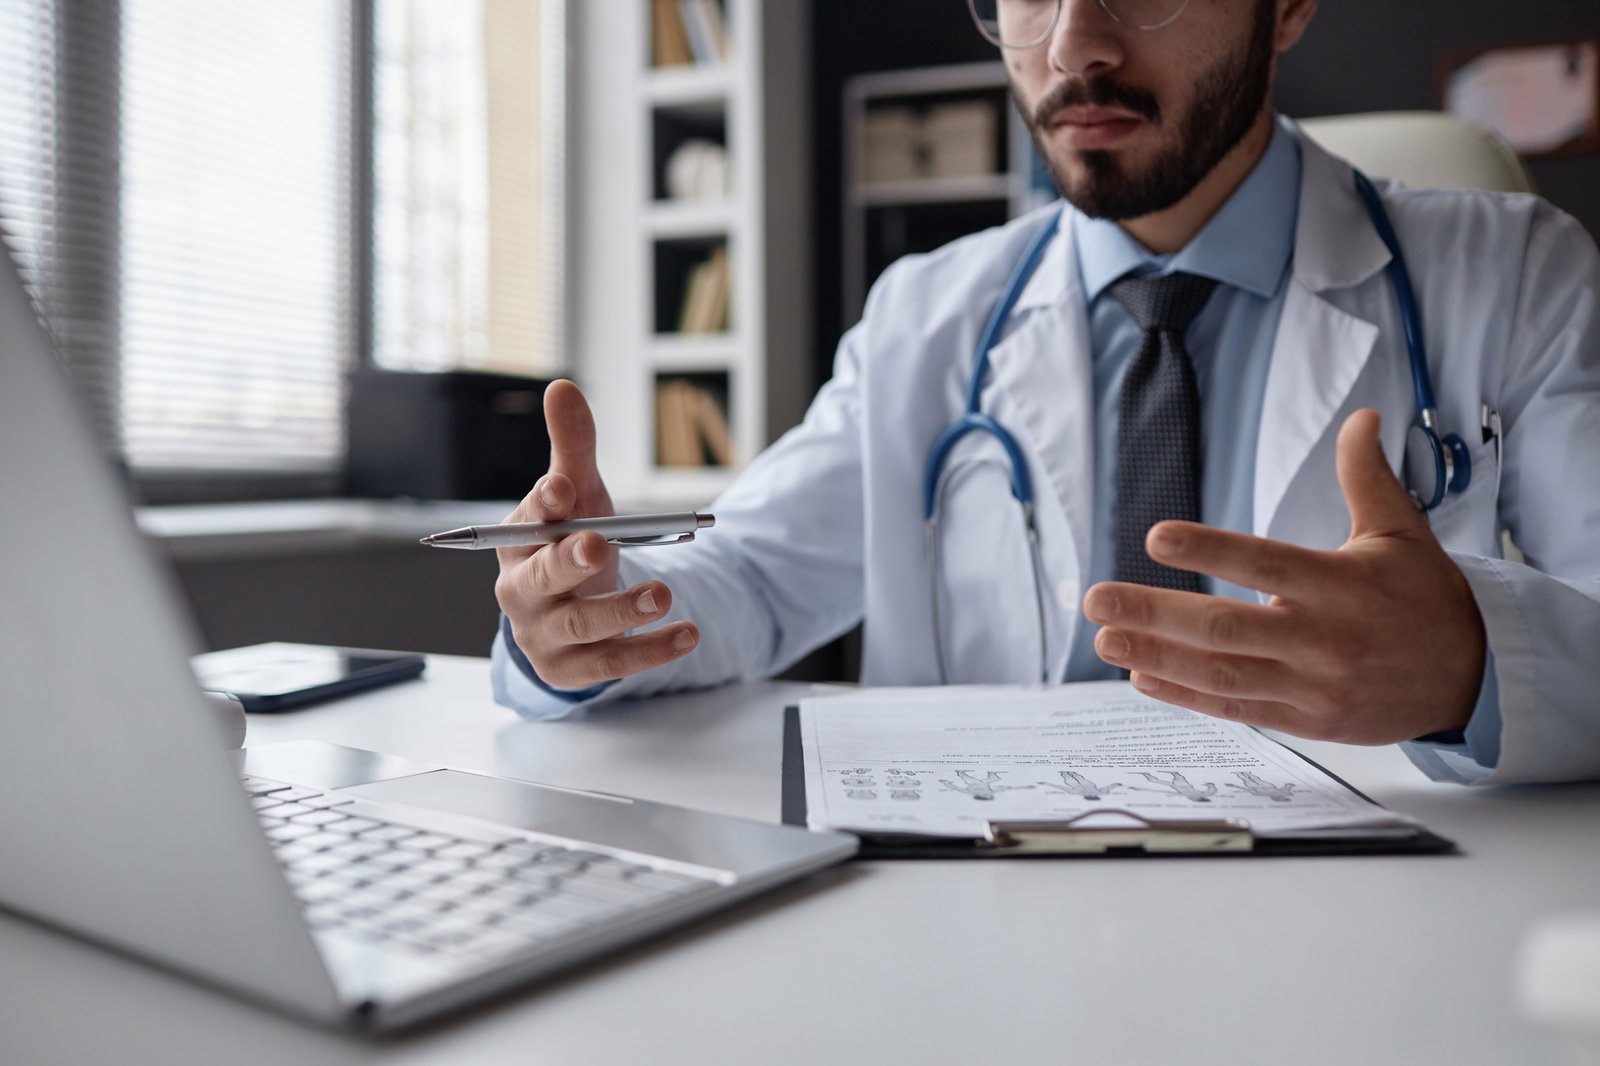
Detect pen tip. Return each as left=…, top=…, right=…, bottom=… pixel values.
left=418, top=535, right=434, bottom=546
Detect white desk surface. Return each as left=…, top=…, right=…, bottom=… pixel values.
left=3, top=655, right=1597, bottom=1066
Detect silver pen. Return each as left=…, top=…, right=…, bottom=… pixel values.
left=420, top=511, right=715, bottom=550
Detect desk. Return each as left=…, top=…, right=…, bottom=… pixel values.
left=3, top=656, right=1596, bottom=1066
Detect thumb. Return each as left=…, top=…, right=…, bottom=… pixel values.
left=542, top=379, right=612, bottom=514
left=543, top=379, right=599, bottom=480
left=1336, top=408, right=1425, bottom=540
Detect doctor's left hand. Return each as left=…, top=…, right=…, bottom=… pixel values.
left=1083, top=409, right=1487, bottom=745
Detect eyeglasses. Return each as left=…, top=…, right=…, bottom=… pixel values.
left=968, top=0, right=1191, bottom=47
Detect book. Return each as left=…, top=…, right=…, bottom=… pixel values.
left=654, top=378, right=735, bottom=468
left=687, top=382, right=735, bottom=466
left=696, top=0, right=728, bottom=61
left=651, top=0, right=694, bottom=67
left=654, top=379, right=702, bottom=466
left=676, top=258, right=715, bottom=334
left=676, top=246, right=729, bottom=334
left=676, top=0, right=715, bottom=64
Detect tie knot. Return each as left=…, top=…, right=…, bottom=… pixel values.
left=1109, top=271, right=1219, bottom=333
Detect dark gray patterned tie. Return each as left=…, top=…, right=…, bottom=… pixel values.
left=1110, top=271, right=1218, bottom=593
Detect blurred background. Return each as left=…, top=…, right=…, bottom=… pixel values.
left=1, top=0, right=1595, bottom=665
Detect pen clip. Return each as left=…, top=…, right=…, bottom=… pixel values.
left=609, top=532, right=697, bottom=547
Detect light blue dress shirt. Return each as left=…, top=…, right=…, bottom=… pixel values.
left=495, top=118, right=1499, bottom=769
left=1063, top=121, right=1301, bottom=680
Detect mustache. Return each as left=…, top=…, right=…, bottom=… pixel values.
left=1030, top=78, right=1160, bottom=129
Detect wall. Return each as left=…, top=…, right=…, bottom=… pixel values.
left=1275, top=1, right=1600, bottom=239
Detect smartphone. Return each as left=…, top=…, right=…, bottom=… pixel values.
left=192, top=642, right=426, bottom=713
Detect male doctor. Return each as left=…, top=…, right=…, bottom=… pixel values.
left=491, top=0, right=1600, bottom=786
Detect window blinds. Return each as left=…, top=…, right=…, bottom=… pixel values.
left=119, top=0, right=352, bottom=472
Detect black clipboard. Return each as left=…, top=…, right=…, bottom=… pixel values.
left=781, top=706, right=1457, bottom=859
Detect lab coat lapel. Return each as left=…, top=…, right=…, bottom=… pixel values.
left=983, top=228, right=1093, bottom=677
left=1253, top=127, right=1389, bottom=541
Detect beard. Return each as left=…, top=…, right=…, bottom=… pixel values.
left=1015, top=0, right=1277, bottom=221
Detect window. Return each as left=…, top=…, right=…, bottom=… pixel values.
left=0, top=0, right=566, bottom=498
left=372, top=0, right=567, bottom=376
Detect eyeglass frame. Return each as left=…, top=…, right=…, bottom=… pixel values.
left=966, top=0, right=1193, bottom=47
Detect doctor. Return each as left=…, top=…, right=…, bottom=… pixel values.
left=492, top=0, right=1600, bottom=786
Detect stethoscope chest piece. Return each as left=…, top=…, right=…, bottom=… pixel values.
left=1404, top=417, right=1472, bottom=511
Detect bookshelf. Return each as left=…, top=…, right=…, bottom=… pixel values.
left=570, top=0, right=810, bottom=508
left=842, top=61, right=1052, bottom=326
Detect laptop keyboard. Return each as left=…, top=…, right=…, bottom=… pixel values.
left=243, top=775, right=716, bottom=962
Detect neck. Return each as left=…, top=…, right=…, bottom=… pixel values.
left=1121, top=109, right=1277, bottom=255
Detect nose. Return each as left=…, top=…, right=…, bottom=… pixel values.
left=1046, top=0, right=1126, bottom=79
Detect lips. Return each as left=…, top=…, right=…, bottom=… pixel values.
left=1046, top=106, right=1147, bottom=150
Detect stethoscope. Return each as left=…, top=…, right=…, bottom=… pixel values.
left=924, top=170, right=1485, bottom=684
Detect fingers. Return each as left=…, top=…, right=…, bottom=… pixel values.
left=523, top=529, right=616, bottom=599
left=1126, top=671, right=1304, bottom=734
left=539, top=623, right=700, bottom=690
left=498, top=472, right=577, bottom=566
left=1083, top=582, right=1292, bottom=657
left=1094, top=624, right=1292, bottom=702
left=1143, top=521, right=1336, bottom=599
left=539, top=581, right=673, bottom=648
left=1336, top=408, right=1427, bottom=539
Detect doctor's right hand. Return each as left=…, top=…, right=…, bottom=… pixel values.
left=494, top=379, right=700, bottom=689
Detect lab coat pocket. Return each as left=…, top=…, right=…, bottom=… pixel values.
left=1424, top=438, right=1503, bottom=559
left=929, top=450, right=1048, bottom=683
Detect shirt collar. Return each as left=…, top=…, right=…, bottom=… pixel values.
left=1074, top=116, right=1301, bottom=304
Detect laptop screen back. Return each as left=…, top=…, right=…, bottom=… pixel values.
left=0, top=248, right=340, bottom=1021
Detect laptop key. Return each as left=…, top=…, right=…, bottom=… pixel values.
left=359, top=824, right=420, bottom=843
left=293, top=809, right=353, bottom=828
left=297, top=793, right=354, bottom=809
left=394, top=832, right=459, bottom=853
left=265, top=823, right=318, bottom=843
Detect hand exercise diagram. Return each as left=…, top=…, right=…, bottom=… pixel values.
left=1226, top=771, right=1301, bottom=802
left=832, top=765, right=1312, bottom=810
left=938, top=770, right=1033, bottom=802
left=1129, top=770, right=1218, bottom=803
left=1036, top=771, right=1122, bottom=801
left=838, top=768, right=927, bottom=801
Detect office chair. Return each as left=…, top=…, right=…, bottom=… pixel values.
left=1298, top=110, right=1535, bottom=194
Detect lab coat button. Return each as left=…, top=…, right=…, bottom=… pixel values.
left=1055, top=579, right=1079, bottom=611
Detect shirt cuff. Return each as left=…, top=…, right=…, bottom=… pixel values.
left=1409, top=648, right=1502, bottom=768
left=491, top=613, right=615, bottom=718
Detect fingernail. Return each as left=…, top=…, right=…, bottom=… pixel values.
left=635, top=588, right=657, bottom=614
left=1132, top=673, right=1158, bottom=694
left=672, top=628, right=696, bottom=652
left=1151, top=524, right=1183, bottom=554
left=572, top=537, right=591, bottom=570
left=537, top=478, right=558, bottom=510
left=1087, top=591, right=1120, bottom=623
left=1099, top=632, right=1129, bottom=662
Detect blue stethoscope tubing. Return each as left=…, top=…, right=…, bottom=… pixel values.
left=924, top=169, right=1473, bottom=684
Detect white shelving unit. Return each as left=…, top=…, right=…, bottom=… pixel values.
left=570, top=0, right=811, bottom=508
left=842, top=61, right=1048, bottom=326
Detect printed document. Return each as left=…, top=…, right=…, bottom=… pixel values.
left=799, top=682, right=1410, bottom=838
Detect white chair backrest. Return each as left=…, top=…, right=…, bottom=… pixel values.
left=1298, top=110, right=1535, bottom=194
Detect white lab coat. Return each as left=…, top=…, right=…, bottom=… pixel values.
left=498, top=122, right=1600, bottom=786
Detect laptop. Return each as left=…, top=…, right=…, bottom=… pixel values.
left=0, top=248, right=857, bottom=1030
